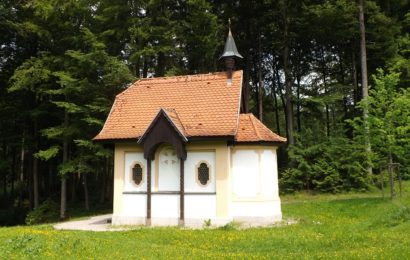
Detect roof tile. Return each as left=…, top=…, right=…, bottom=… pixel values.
left=235, top=114, right=287, bottom=143
left=94, top=71, right=242, bottom=140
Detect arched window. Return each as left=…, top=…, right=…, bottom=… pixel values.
left=132, top=163, right=143, bottom=186
left=197, top=162, right=210, bottom=186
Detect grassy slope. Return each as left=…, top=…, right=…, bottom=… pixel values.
left=0, top=183, right=409, bottom=259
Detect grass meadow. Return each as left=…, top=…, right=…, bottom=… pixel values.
left=0, top=182, right=409, bottom=259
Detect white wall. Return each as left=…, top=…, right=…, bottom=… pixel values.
left=158, top=146, right=180, bottom=191
left=115, top=144, right=281, bottom=225
left=122, top=194, right=146, bottom=217
left=231, top=201, right=282, bottom=219
left=231, top=150, right=260, bottom=197
left=151, top=194, right=179, bottom=218
left=184, top=151, right=216, bottom=192
left=123, top=149, right=217, bottom=195
left=230, top=147, right=281, bottom=219
left=261, top=150, right=279, bottom=198
left=124, top=152, right=155, bottom=192
left=231, top=148, right=279, bottom=199
left=185, top=195, right=216, bottom=219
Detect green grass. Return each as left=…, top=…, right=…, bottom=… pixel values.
left=0, top=183, right=409, bottom=259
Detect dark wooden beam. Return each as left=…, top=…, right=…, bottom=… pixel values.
left=146, top=158, right=151, bottom=226
left=179, top=158, right=185, bottom=226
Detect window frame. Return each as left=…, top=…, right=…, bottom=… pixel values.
left=195, top=161, right=211, bottom=187
left=130, top=161, right=144, bottom=187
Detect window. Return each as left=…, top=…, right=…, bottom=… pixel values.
left=132, top=163, right=143, bottom=186
left=197, top=162, right=210, bottom=186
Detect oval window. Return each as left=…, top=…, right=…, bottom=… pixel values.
left=197, top=163, right=210, bottom=186
left=132, top=164, right=143, bottom=186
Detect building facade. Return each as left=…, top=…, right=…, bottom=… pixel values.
left=94, top=30, right=286, bottom=227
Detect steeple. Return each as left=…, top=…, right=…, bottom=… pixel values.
left=220, top=19, right=243, bottom=83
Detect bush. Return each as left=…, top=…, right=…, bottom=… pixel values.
left=282, top=133, right=370, bottom=194
left=312, top=160, right=343, bottom=193
left=279, top=168, right=305, bottom=194
left=25, top=198, right=59, bottom=225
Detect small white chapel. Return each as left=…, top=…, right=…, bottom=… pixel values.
left=94, top=28, right=287, bottom=227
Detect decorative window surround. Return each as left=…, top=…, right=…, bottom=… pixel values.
left=130, top=162, right=144, bottom=187
left=196, top=161, right=211, bottom=187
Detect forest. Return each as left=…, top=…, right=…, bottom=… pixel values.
left=0, top=0, right=409, bottom=226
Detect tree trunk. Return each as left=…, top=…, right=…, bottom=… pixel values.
left=359, top=0, right=373, bottom=175
left=48, top=162, right=53, bottom=195
left=82, top=172, right=89, bottom=211
left=296, top=76, right=301, bottom=132
left=11, top=148, right=16, bottom=195
left=321, top=47, right=330, bottom=137
left=71, top=174, right=77, bottom=203
left=60, top=111, right=68, bottom=220
left=33, top=118, right=39, bottom=208
left=3, top=169, right=7, bottom=198
left=156, top=52, right=165, bottom=77
left=19, top=135, right=25, bottom=206
left=33, top=157, right=39, bottom=208
left=108, top=160, right=114, bottom=204
left=352, top=46, right=359, bottom=105
left=27, top=155, right=33, bottom=209
left=272, top=62, right=281, bottom=135
left=241, top=53, right=252, bottom=113
left=275, top=64, right=287, bottom=131
left=283, top=23, right=295, bottom=145
left=143, top=57, right=149, bottom=78
left=99, top=169, right=105, bottom=204
left=257, top=34, right=263, bottom=121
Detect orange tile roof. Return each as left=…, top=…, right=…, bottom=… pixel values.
left=235, top=114, right=287, bottom=143
left=94, top=71, right=243, bottom=140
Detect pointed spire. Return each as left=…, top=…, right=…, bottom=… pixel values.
left=219, top=19, right=243, bottom=60
left=220, top=19, right=242, bottom=84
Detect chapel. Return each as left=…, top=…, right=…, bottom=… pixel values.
left=94, top=28, right=286, bottom=226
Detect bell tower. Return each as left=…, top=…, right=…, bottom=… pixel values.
left=219, top=19, right=243, bottom=84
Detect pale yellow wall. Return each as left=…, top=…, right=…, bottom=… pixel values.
left=186, top=142, right=231, bottom=218
left=113, top=143, right=144, bottom=216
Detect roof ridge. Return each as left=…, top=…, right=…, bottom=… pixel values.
left=137, top=70, right=243, bottom=83
left=252, top=114, right=288, bottom=142
left=233, top=71, right=244, bottom=136
left=249, top=114, right=262, bottom=140
left=170, top=108, right=187, bottom=135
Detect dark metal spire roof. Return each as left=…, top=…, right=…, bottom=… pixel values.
left=219, top=23, right=243, bottom=60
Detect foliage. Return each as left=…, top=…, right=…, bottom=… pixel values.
left=283, top=133, right=368, bottom=193
left=0, top=0, right=409, bottom=224
left=25, top=198, right=59, bottom=225
left=350, top=69, right=410, bottom=174
left=0, top=182, right=409, bottom=258
left=279, top=168, right=305, bottom=193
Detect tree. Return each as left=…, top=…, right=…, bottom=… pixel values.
left=358, top=0, right=372, bottom=175
left=362, top=70, right=409, bottom=170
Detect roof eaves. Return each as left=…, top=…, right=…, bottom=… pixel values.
left=93, top=97, right=119, bottom=141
